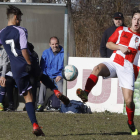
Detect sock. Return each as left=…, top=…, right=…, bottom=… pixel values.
left=85, top=74, right=98, bottom=93
left=0, top=94, right=4, bottom=103
left=126, top=105, right=135, bottom=125
left=53, top=89, right=60, bottom=96
left=25, top=102, right=38, bottom=125
left=0, top=87, right=6, bottom=103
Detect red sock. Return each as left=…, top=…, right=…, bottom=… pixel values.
left=126, top=105, right=135, bottom=125
left=85, top=74, right=98, bottom=93
left=53, top=89, right=60, bottom=96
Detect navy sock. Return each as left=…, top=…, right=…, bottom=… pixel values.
left=25, top=102, right=38, bottom=125
left=0, top=87, right=6, bottom=103
left=0, top=94, right=4, bottom=103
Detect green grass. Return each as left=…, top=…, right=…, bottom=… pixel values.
left=0, top=111, right=140, bottom=140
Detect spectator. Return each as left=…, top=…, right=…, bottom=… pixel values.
left=0, top=45, right=9, bottom=111
left=36, top=36, right=64, bottom=112
left=100, top=12, right=125, bottom=58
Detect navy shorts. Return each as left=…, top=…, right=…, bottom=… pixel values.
left=15, top=75, right=32, bottom=95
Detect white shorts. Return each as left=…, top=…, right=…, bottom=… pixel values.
left=102, top=60, right=135, bottom=91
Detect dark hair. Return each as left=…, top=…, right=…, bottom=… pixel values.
left=7, top=5, right=23, bottom=19
left=49, top=36, right=59, bottom=44
left=132, top=9, right=140, bottom=18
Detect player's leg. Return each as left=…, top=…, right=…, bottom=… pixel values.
left=16, top=75, right=44, bottom=136
left=5, top=76, right=16, bottom=111
left=36, top=83, right=47, bottom=112
left=31, top=57, right=70, bottom=105
left=0, top=87, right=6, bottom=111
left=76, top=63, right=110, bottom=102
left=0, top=75, right=6, bottom=111
left=40, top=74, right=70, bottom=105
left=23, top=89, right=44, bottom=136
left=117, top=66, right=138, bottom=135
left=29, top=76, right=38, bottom=107
left=54, top=78, right=63, bottom=105
left=55, top=78, right=63, bottom=93
left=122, top=88, right=138, bottom=135
left=23, top=89, right=36, bottom=124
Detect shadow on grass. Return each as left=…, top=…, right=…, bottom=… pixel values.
left=46, top=132, right=140, bottom=137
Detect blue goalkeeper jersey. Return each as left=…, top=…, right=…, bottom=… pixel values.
left=0, top=25, right=29, bottom=79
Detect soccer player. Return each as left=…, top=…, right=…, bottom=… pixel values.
left=0, top=5, right=69, bottom=136
left=76, top=10, right=140, bottom=135
left=0, top=5, right=45, bottom=136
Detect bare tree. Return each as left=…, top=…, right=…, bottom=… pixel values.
left=72, top=0, right=136, bottom=57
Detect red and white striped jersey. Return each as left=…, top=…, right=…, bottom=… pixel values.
left=108, top=26, right=140, bottom=80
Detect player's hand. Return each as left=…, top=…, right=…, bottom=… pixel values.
left=0, top=77, right=6, bottom=87
left=119, top=45, right=131, bottom=54
left=55, top=76, right=62, bottom=82
left=25, top=64, right=32, bottom=73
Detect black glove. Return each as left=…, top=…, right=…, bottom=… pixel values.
left=25, top=64, right=32, bottom=73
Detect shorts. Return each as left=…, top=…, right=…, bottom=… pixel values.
left=14, top=75, right=32, bottom=95
left=102, top=60, right=135, bottom=91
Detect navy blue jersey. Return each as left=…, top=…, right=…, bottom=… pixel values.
left=0, top=25, right=29, bottom=79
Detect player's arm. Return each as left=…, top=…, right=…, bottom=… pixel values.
left=22, top=49, right=32, bottom=73
left=22, top=49, right=31, bottom=65
left=106, top=26, right=130, bottom=54
left=106, top=42, right=130, bottom=54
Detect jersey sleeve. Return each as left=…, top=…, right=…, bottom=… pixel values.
left=108, top=26, right=123, bottom=43
left=19, top=29, right=28, bottom=50
left=13, top=26, right=28, bottom=50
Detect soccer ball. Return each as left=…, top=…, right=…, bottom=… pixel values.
left=62, top=65, right=78, bottom=81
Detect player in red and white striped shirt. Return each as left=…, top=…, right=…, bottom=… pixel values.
left=76, top=10, right=140, bottom=135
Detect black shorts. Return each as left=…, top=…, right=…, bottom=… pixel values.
left=15, top=75, right=32, bottom=95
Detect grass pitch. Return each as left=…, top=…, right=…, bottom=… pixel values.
left=0, top=111, right=139, bottom=140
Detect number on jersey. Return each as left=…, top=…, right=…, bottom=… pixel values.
left=5, top=39, right=18, bottom=57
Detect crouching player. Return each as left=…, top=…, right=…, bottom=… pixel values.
left=76, top=10, right=140, bottom=135
left=0, top=5, right=69, bottom=136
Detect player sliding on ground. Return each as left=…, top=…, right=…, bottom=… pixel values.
left=0, top=5, right=70, bottom=136
left=76, top=10, right=140, bottom=136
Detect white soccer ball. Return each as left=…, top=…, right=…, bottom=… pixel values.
left=62, top=65, right=78, bottom=81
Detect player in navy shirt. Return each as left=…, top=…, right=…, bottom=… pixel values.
left=0, top=5, right=70, bottom=136
left=0, top=5, right=44, bottom=136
